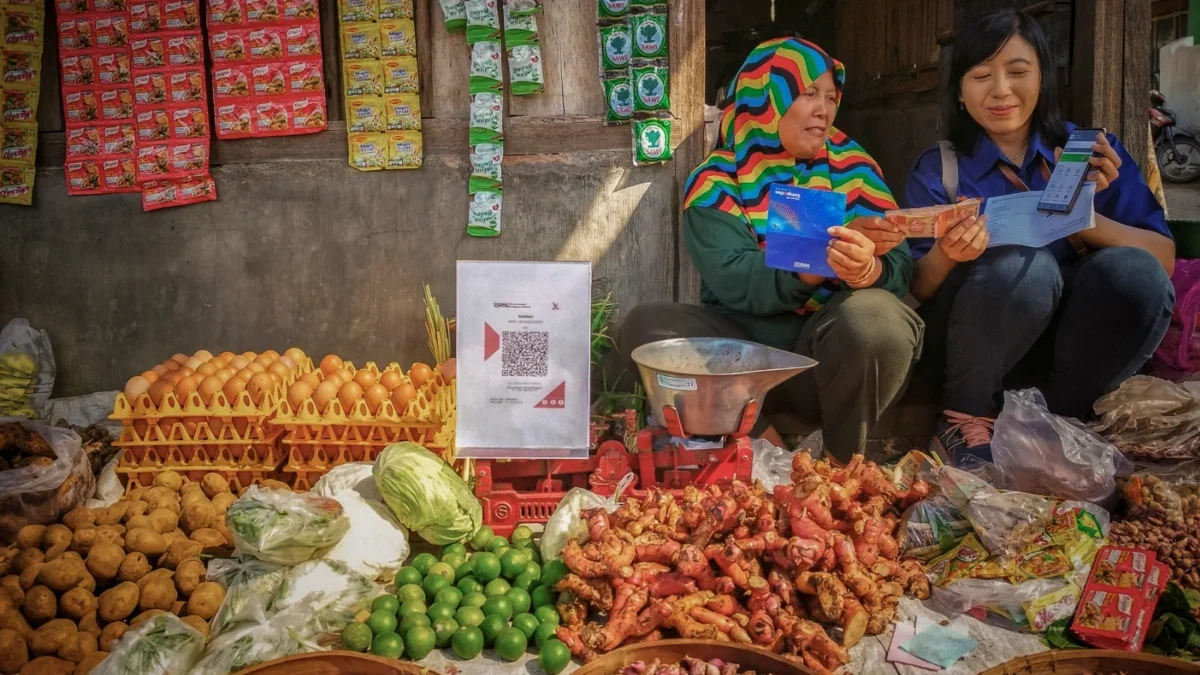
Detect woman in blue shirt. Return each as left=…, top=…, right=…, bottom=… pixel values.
left=896, top=9, right=1175, bottom=465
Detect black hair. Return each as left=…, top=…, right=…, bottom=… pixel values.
left=946, top=9, right=1068, bottom=152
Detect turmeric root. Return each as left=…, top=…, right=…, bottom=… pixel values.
left=556, top=574, right=614, bottom=612
left=795, top=571, right=846, bottom=621
left=634, top=535, right=681, bottom=565
left=556, top=626, right=599, bottom=663
left=901, top=559, right=931, bottom=600
left=704, top=595, right=739, bottom=616
left=561, top=540, right=608, bottom=578
left=836, top=596, right=868, bottom=648
left=557, top=592, right=590, bottom=629
left=689, top=606, right=752, bottom=644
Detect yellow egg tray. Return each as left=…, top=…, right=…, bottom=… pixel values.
left=121, top=468, right=287, bottom=496
left=114, top=431, right=286, bottom=472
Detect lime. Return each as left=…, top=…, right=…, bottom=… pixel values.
left=455, top=561, right=475, bottom=581
left=451, top=625, right=485, bottom=660
left=531, top=585, right=555, bottom=609
left=411, top=553, right=439, bottom=576
left=487, top=536, right=510, bottom=553
left=455, top=604, right=485, bottom=627
left=399, top=599, right=428, bottom=617
left=513, top=572, right=537, bottom=592
left=435, top=586, right=464, bottom=609
left=469, top=526, right=495, bottom=552
left=372, top=594, right=401, bottom=615
left=371, top=631, right=404, bottom=659
left=341, top=622, right=373, bottom=652
left=494, top=626, right=528, bottom=662
left=404, top=625, right=437, bottom=660
left=492, top=546, right=512, bottom=560
left=399, top=612, right=432, bottom=634
left=513, top=538, right=535, bottom=551
left=506, top=587, right=532, bottom=615
left=538, top=638, right=571, bottom=674
left=432, top=617, right=459, bottom=648
left=533, top=605, right=559, bottom=626
left=443, top=542, right=468, bottom=559
left=481, top=595, right=513, bottom=621
left=457, top=576, right=482, bottom=595
left=461, top=591, right=487, bottom=609
left=471, top=552, right=501, bottom=582
left=428, top=562, right=456, bottom=583
left=512, top=612, right=539, bottom=639
left=524, top=561, right=542, bottom=580
left=441, top=555, right=465, bottom=572
left=479, top=614, right=506, bottom=647
left=428, top=603, right=457, bottom=622
left=511, top=525, right=533, bottom=546
left=541, top=559, right=568, bottom=589
left=485, top=579, right=512, bottom=597
left=532, top=620, right=559, bottom=649
left=398, top=584, right=426, bottom=606
left=394, top=566, right=423, bottom=588
left=501, top=549, right=531, bottom=579
left=526, top=547, right=542, bottom=565
left=367, top=609, right=398, bottom=635
left=423, top=574, right=451, bottom=602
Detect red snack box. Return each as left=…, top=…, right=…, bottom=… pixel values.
left=1070, top=545, right=1164, bottom=652
left=102, top=156, right=138, bottom=191
left=171, top=105, right=207, bottom=138
left=163, top=0, right=200, bottom=30
left=245, top=0, right=280, bottom=22
left=60, top=54, right=97, bottom=87
left=97, top=51, right=132, bottom=85
left=166, top=33, right=203, bottom=67
left=101, top=122, right=136, bottom=155
left=135, top=107, right=171, bottom=141
left=94, top=15, right=130, bottom=48
left=287, top=58, right=322, bottom=94
left=207, top=0, right=244, bottom=25
left=59, top=18, right=94, bottom=52
left=168, top=69, right=205, bottom=103
left=66, top=159, right=104, bottom=194
left=251, top=62, right=285, bottom=97
left=93, top=0, right=128, bottom=14
left=142, top=171, right=216, bottom=211
left=99, top=87, right=135, bottom=121
left=133, top=70, right=168, bottom=104
left=215, top=102, right=253, bottom=138
left=285, top=21, right=319, bottom=57
left=56, top=0, right=91, bottom=16
left=282, top=0, right=317, bottom=20
left=289, top=94, right=325, bottom=132
left=886, top=198, right=983, bottom=238
left=64, top=89, right=100, bottom=124
left=246, top=26, right=284, bottom=60
left=1090, top=546, right=1152, bottom=590
left=66, top=126, right=102, bottom=157
left=253, top=99, right=288, bottom=134
left=129, top=0, right=162, bottom=33
left=212, top=65, right=251, bottom=99
left=131, top=36, right=166, bottom=69
left=209, top=29, right=247, bottom=62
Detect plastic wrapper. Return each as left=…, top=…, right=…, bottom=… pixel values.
left=934, top=576, right=1074, bottom=630
left=87, top=456, right=122, bottom=508
left=0, top=417, right=94, bottom=542
left=190, top=606, right=320, bottom=674
left=0, top=318, right=55, bottom=419
left=1093, top=375, right=1200, bottom=459
left=311, top=461, right=381, bottom=501
left=750, top=439, right=794, bottom=490
left=207, top=557, right=287, bottom=639
left=270, top=558, right=380, bottom=635
left=225, top=485, right=350, bottom=564
left=92, top=612, right=205, bottom=675
left=1120, top=460, right=1200, bottom=522
left=992, top=388, right=1132, bottom=503
left=966, top=489, right=1056, bottom=558
left=316, top=488, right=410, bottom=580
left=541, top=472, right=633, bottom=561
left=897, top=494, right=972, bottom=561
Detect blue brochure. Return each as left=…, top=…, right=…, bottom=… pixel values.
left=763, top=184, right=844, bottom=278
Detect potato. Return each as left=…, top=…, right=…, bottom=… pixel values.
left=127, top=610, right=163, bottom=629
left=115, top=555, right=147, bottom=586
left=119, top=503, right=146, bottom=525
left=57, top=589, right=95, bottom=623
left=16, top=566, right=41, bottom=594
left=157, top=542, right=201, bottom=571
left=55, top=633, right=95, bottom=665
left=71, top=651, right=105, bottom=675
left=125, top=488, right=147, bottom=502
left=0, top=594, right=16, bottom=617
left=143, top=487, right=176, bottom=504
left=14, top=528, right=45, bottom=552
left=90, top=505, right=124, bottom=529
left=96, top=583, right=137, bottom=624
left=172, top=560, right=204, bottom=598
left=37, top=560, right=84, bottom=593
left=82, top=546, right=121, bottom=583
left=59, top=511, right=93, bottom=534
left=178, top=503, right=213, bottom=535
left=184, top=530, right=221, bottom=550
left=161, top=531, right=187, bottom=547
left=142, top=498, right=178, bottom=518
left=95, top=622, right=124, bottom=655
left=123, top=530, right=166, bottom=558
left=0, top=628, right=28, bottom=674
left=145, top=510, right=178, bottom=536
left=136, top=576, right=176, bottom=613
left=90, top=528, right=122, bottom=549
left=38, top=546, right=65, bottom=565
left=19, top=655, right=74, bottom=675
left=259, top=479, right=290, bottom=491
left=179, top=481, right=203, bottom=496
left=179, top=615, right=208, bottom=638
left=0, top=612, right=31, bottom=642
left=152, top=472, right=183, bottom=492
left=28, top=620, right=74, bottom=657
left=184, top=583, right=223, bottom=621
left=0, top=548, right=17, bottom=578
left=20, top=588, right=54, bottom=626
left=73, top=615, right=97, bottom=642
left=210, top=493, right=236, bottom=516
left=0, top=578, right=22, bottom=604
left=11, top=552, right=41, bottom=577
left=121, top=516, right=151, bottom=533
left=200, top=474, right=230, bottom=499
left=212, top=523, right=235, bottom=548
left=66, top=530, right=97, bottom=558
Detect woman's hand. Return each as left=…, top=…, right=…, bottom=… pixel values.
left=847, top=216, right=903, bottom=255
left=1055, top=131, right=1121, bottom=193
left=937, top=215, right=990, bottom=262
left=827, top=226, right=879, bottom=287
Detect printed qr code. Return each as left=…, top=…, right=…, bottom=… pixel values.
left=502, top=331, right=549, bottom=377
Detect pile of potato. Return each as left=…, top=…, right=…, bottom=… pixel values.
left=0, top=471, right=235, bottom=675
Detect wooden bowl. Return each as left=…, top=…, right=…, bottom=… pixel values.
left=979, top=649, right=1200, bottom=674
left=573, top=640, right=818, bottom=675
left=238, top=651, right=439, bottom=675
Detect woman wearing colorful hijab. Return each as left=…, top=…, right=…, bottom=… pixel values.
left=616, top=38, right=922, bottom=463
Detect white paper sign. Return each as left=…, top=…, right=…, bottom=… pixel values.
left=984, top=183, right=1096, bottom=248
left=456, top=261, right=591, bottom=459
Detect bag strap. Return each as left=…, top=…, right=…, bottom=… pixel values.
left=938, top=140, right=958, bottom=202
left=997, top=160, right=1090, bottom=257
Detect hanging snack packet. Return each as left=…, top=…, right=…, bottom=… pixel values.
left=346, top=94, right=385, bottom=132
left=339, top=0, right=377, bottom=23
left=379, top=19, right=416, bottom=57
left=629, top=0, right=660, bottom=7
left=1, top=124, right=37, bottom=164
left=384, top=93, right=420, bottom=130
left=602, top=72, right=633, bottom=124
left=348, top=132, right=387, bottom=170
left=632, top=115, right=671, bottom=166
left=378, top=0, right=412, bottom=19
left=469, top=41, right=502, bottom=93
left=436, top=0, right=466, bottom=32
left=344, top=59, right=384, bottom=96
left=598, top=0, right=628, bottom=20
left=504, top=0, right=540, bottom=16
left=508, top=44, right=544, bottom=95
left=342, top=23, right=380, bottom=60
left=502, top=5, right=538, bottom=45
left=464, top=0, right=499, bottom=44
left=632, top=59, right=669, bottom=112
left=630, top=9, right=667, bottom=59
left=386, top=131, right=421, bottom=168
left=467, top=187, right=502, bottom=238
left=469, top=91, right=502, bottom=145
left=599, top=21, right=632, bottom=72
left=382, top=56, right=419, bottom=93
left=0, top=163, right=34, bottom=206
left=470, top=141, right=503, bottom=187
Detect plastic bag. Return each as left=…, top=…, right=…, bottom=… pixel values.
left=992, top=389, right=1132, bottom=503
left=191, top=606, right=321, bottom=674
left=0, top=417, right=94, bottom=542
left=751, top=439, right=794, bottom=490
left=0, top=318, right=55, bottom=419
left=1121, top=460, right=1200, bottom=522
left=87, top=456, right=122, bottom=508
left=207, top=556, right=288, bottom=640
left=271, top=559, right=381, bottom=635
left=312, top=462, right=382, bottom=502
left=934, top=577, right=1073, bottom=630
left=92, top=612, right=205, bottom=675
left=897, top=495, right=972, bottom=561
left=316, top=489, right=410, bottom=580
left=1093, top=375, right=1200, bottom=459
left=966, top=489, right=1056, bottom=558
left=541, top=472, right=634, bottom=562
left=225, top=486, right=350, bottom=564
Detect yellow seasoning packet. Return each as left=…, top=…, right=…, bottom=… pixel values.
left=1, top=48, right=42, bottom=89
left=2, top=7, right=45, bottom=52
left=347, top=132, right=386, bottom=171
left=1018, top=546, right=1073, bottom=579
left=377, top=0, right=411, bottom=19
left=926, top=533, right=989, bottom=586
left=1, top=122, right=37, bottom=164
left=345, top=94, right=384, bottom=132
left=1023, top=580, right=1083, bottom=632
left=384, top=93, right=419, bottom=131
left=378, top=18, right=415, bottom=57
left=385, top=131, right=421, bottom=169
left=343, top=59, right=382, bottom=96
left=338, top=0, right=376, bottom=23
left=1, top=86, right=38, bottom=124
left=0, top=162, right=34, bottom=205
left=382, top=56, right=418, bottom=93
left=341, top=23, right=379, bottom=61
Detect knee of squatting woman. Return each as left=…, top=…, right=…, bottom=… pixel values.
left=614, top=38, right=924, bottom=464
left=890, top=9, right=1175, bottom=466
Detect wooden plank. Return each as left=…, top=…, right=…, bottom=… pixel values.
left=423, top=0, right=470, bottom=118
left=1073, top=0, right=1125, bottom=133
left=1121, top=0, right=1150, bottom=165
left=320, top=0, right=344, bottom=120
left=37, top=18, right=63, bottom=132
left=508, top=0, right=567, bottom=116
left=415, top=0, right=434, bottom=116
left=559, top=0, right=605, bottom=115
left=669, top=0, right=704, bottom=305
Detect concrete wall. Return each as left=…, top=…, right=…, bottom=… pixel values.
left=1160, top=37, right=1200, bottom=133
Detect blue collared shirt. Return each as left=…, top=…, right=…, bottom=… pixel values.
left=903, top=122, right=1171, bottom=261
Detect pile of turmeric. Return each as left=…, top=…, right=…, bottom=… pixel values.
left=553, top=453, right=932, bottom=675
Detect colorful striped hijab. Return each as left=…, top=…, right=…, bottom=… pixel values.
left=684, top=39, right=897, bottom=311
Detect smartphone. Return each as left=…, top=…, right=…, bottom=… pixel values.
left=1036, top=128, right=1104, bottom=214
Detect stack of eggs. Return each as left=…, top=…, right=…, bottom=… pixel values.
left=122, top=348, right=310, bottom=413
left=286, top=354, right=449, bottom=419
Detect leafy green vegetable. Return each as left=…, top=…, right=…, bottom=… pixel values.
left=1146, top=583, right=1200, bottom=660
left=92, top=613, right=205, bottom=675
left=1043, top=617, right=1086, bottom=650
left=225, top=486, right=350, bottom=564
left=374, top=442, right=481, bottom=544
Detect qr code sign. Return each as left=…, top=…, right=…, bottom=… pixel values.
left=502, top=331, right=549, bottom=377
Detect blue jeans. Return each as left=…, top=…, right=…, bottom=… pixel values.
left=919, top=246, right=1174, bottom=419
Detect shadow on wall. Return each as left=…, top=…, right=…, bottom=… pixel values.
left=1160, top=37, right=1200, bottom=134
left=836, top=104, right=946, bottom=200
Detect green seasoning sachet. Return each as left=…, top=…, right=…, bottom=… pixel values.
left=469, top=41, right=504, bottom=93
left=598, top=0, right=629, bottom=19
left=437, top=0, right=466, bottom=31
left=630, top=10, right=667, bottom=59
left=504, top=0, right=540, bottom=16
left=509, top=44, right=545, bottom=95
left=467, top=187, right=503, bottom=237
left=629, top=0, right=662, bottom=7
left=469, top=91, right=504, bottom=145
left=632, top=59, right=669, bottom=112
left=502, top=6, right=538, bottom=46
left=470, top=142, right=503, bottom=189
left=465, top=0, right=500, bottom=44
left=598, top=21, right=632, bottom=72
left=633, top=115, right=671, bottom=166
left=602, top=73, right=633, bottom=124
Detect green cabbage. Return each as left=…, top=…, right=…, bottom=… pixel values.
left=373, top=442, right=481, bottom=544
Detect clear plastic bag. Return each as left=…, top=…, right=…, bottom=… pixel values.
left=207, top=557, right=287, bottom=640
left=897, top=495, right=972, bottom=561
left=0, top=318, right=55, bottom=419
left=966, top=489, right=1056, bottom=557
left=1121, top=460, right=1200, bottom=522
left=92, top=612, right=205, bottom=675
left=270, top=558, right=381, bottom=636
left=311, top=462, right=382, bottom=502
left=191, top=606, right=321, bottom=674
left=225, top=486, right=351, bottom=564
left=992, top=389, right=1132, bottom=503
left=316, top=489, right=410, bottom=581
left=1093, top=375, right=1200, bottom=459
left=541, top=472, right=634, bottom=562
left=751, top=439, right=794, bottom=490
left=934, top=577, right=1072, bottom=629
left=0, top=417, right=94, bottom=542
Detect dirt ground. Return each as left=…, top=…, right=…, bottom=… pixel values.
left=1166, top=180, right=1200, bottom=221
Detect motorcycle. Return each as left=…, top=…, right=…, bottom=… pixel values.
left=1151, top=89, right=1200, bottom=183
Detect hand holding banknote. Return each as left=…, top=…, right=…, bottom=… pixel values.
left=937, top=214, right=990, bottom=262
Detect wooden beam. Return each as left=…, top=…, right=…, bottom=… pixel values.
left=1073, top=0, right=1126, bottom=134
left=669, top=0, right=706, bottom=305
left=1122, top=0, right=1151, bottom=166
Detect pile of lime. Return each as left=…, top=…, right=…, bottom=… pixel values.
left=341, top=524, right=573, bottom=675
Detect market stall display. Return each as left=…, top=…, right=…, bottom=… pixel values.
left=595, top=0, right=670, bottom=166
left=0, top=319, right=54, bottom=421
left=0, top=0, right=42, bottom=206
left=0, top=420, right=95, bottom=542
left=465, top=0, right=502, bottom=237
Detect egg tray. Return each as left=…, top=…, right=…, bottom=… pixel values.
left=121, top=468, right=289, bottom=496
left=115, top=430, right=286, bottom=471
left=274, top=377, right=455, bottom=444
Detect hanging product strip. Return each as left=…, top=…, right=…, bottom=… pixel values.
left=596, top=0, right=670, bottom=165
left=464, top=0, right=501, bottom=237
left=0, top=0, right=42, bottom=205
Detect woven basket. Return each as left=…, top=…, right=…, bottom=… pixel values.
left=573, top=639, right=818, bottom=675
left=238, top=651, right=439, bottom=675
left=979, top=649, right=1200, bottom=674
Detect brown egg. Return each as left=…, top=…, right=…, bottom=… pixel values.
left=268, top=361, right=292, bottom=381
left=266, top=371, right=282, bottom=387
left=184, top=356, right=205, bottom=372
left=263, top=349, right=281, bottom=361
left=364, top=383, right=388, bottom=415
left=247, top=372, right=275, bottom=405
left=320, top=354, right=344, bottom=376
left=163, top=360, right=181, bottom=371
left=284, top=347, right=306, bottom=365
left=242, top=351, right=258, bottom=360
left=217, top=368, right=237, bottom=383
left=277, top=355, right=297, bottom=372
left=177, top=366, right=195, bottom=377
left=248, top=363, right=266, bottom=374
left=148, top=380, right=174, bottom=407
left=170, top=353, right=189, bottom=365
left=174, top=375, right=200, bottom=404
left=312, top=381, right=339, bottom=413
left=230, top=356, right=250, bottom=370
left=288, top=381, right=314, bottom=411
left=299, top=372, right=322, bottom=390
left=379, top=370, right=403, bottom=391
left=254, top=354, right=275, bottom=367
left=196, top=362, right=218, bottom=377
left=409, top=363, right=433, bottom=388
left=390, top=382, right=416, bottom=415
left=193, top=349, right=214, bottom=362
left=218, top=351, right=236, bottom=363
left=152, top=364, right=169, bottom=377
left=326, top=370, right=349, bottom=388
left=338, top=381, right=364, bottom=412
left=353, top=369, right=377, bottom=389
left=440, top=358, right=457, bottom=381
left=124, top=376, right=151, bottom=402
left=140, top=369, right=160, bottom=384
left=198, top=376, right=224, bottom=405
left=162, top=370, right=185, bottom=385
left=223, top=376, right=248, bottom=404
